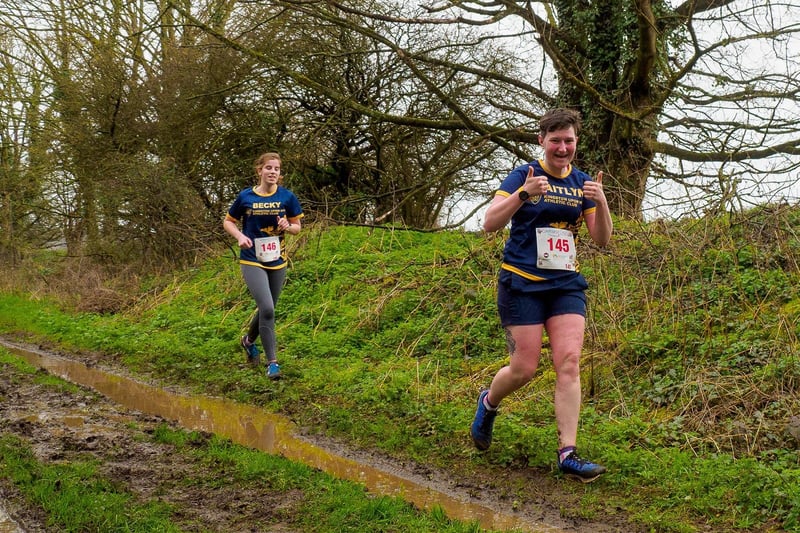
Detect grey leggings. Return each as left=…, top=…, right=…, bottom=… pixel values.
left=241, top=264, right=287, bottom=362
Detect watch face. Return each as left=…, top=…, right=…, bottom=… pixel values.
left=519, top=190, right=530, bottom=200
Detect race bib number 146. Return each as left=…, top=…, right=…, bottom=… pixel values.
left=254, top=236, right=281, bottom=262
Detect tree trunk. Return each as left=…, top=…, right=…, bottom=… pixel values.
left=605, top=116, right=655, bottom=218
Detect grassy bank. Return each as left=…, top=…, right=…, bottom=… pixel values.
left=2, top=204, right=800, bottom=532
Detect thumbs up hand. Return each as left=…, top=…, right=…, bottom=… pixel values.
left=522, top=165, right=549, bottom=197
left=583, top=171, right=607, bottom=204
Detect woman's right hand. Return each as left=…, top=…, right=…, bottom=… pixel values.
left=522, top=166, right=549, bottom=197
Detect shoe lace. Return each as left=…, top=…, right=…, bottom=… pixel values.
left=563, top=451, right=589, bottom=467
left=477, top=406, right=496, bottom=426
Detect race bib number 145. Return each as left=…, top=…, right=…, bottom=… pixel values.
left=536, top=227, right=576, bottom=271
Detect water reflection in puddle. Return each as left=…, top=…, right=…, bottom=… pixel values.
left=2, top=340, right=564, bottom=533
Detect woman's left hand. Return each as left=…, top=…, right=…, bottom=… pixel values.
left=583, top=171, right=607, bottom=204
left=277, top=216, right=292, bottom=233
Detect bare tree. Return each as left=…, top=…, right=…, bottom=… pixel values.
left=4, top=0, right=797, bottom=268
left=0, top=0, right=289, bottom=264
left=0, top=33, right=54, bottom=263
left=173, top=0, right=800, bottom=219
left=186, top=1, right=515, bottom=227
left=167, top=1, right=530, bottom=227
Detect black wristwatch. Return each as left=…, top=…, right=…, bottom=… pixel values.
left=518, top=189, right=531, bottom=201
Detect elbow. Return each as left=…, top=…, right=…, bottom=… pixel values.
left=482, top=212, right=504, bottom=233
left=483, top=220, right=500, bottom=233
left=596, top=231, right=613, bottom=248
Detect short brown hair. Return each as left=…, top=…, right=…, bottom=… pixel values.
left=539, top=108, right=581, bottom=137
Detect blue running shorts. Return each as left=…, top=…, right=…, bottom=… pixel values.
left=497, top=283, right=586, bottom=326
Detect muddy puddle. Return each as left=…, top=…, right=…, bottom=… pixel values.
left=0, top=340, right=565, bottom=533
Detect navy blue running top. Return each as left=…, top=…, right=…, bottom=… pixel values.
left=495, top=159, right=597, bottom=292
left=226, top=186, right=303, bottom=270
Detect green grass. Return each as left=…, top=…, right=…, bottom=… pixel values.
left=0, top=434, right=179, bottom=532
left=2, top=204, right=800, bottom=532
left=0, top=422, right=494, bottom=533
left=153, top=426, right=490, bottom=533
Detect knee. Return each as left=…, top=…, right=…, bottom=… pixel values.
left=257, top=305, right=275, bottom=320
left=555, top=352, right=581, bottom=381
left=508, top=362, right=538, bottom=384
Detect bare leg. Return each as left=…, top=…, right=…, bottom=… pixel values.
left=545, top=313, right=585, bottom=449
left=486, top=324, right=544, bottom=406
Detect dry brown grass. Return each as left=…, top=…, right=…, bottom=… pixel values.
left=2, top=254, right=144, bottom=314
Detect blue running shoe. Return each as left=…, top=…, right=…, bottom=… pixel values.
left=241, top=335, right=260, bottom=366
left=557, top=449, right=607, bottom=483
left=267, top=361, right=281, bottom=380
left=470, top=390, right=497, bottom=451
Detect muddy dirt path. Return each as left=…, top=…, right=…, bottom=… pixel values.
left=0, top=338, right=639, bottom=532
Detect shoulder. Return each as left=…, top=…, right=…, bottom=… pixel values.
left=499, top=161, right=533, bottom=188
left=230, top=188, right=250, bottom=205
left=278, top=186, right=299, bottom=199
left=236, top=187, right=255, bottom=198
left=570, top=166, right=591, bottom=181
left=514, top=160, right=537, bottom=175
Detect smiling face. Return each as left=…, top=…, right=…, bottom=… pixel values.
left=539, top=126, right=577, bottom=175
